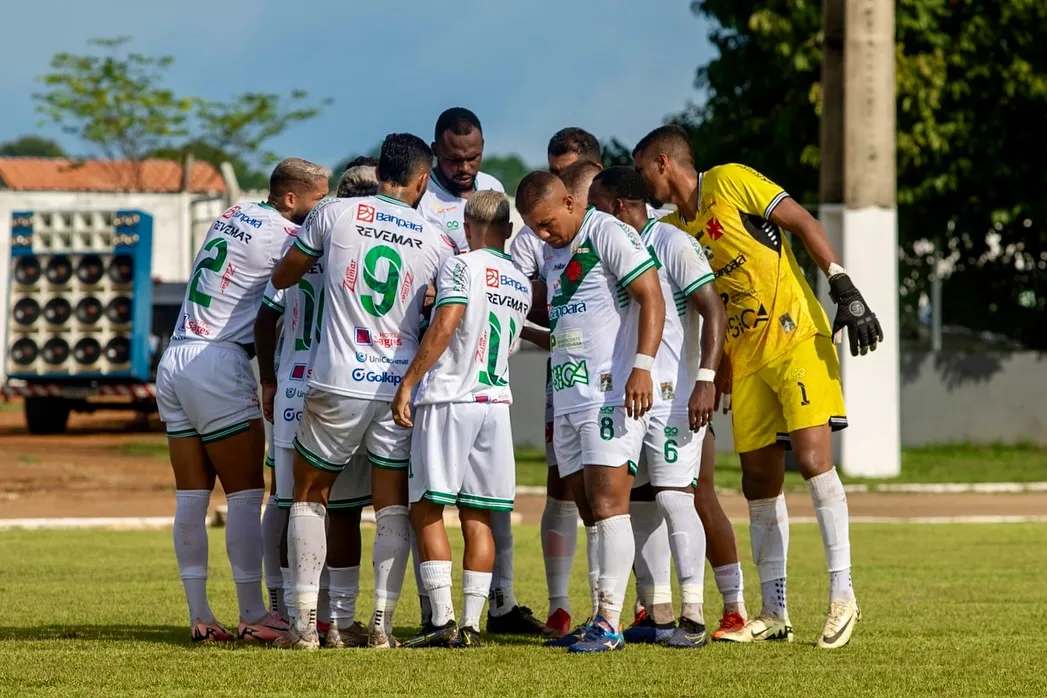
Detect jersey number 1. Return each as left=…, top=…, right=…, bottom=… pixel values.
left=188, top=238, right=228, bottom=307
left=295, top=279, right=325, bottom=351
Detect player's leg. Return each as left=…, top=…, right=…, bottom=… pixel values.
left=458, top=507, right=495, bottom=647
left=718, top=368, right=793, bottom=644
left=778, top=336, right=859, bottom=649
left=625, top=475, right=675, bottom=644
left=324, top=454, right=371, bottom=648
left=403, top=403, right=463, bottom=648
left=696, top=427, right=748, bottom=639
left=281, top=390, right=360, bottom=650
left=540, top=386, right=578, bottom=638
left=647, top=415, right=709, bottom=649
left=568, top=407, right=644, bottom=654
left=272, top=446, right=296, bottom=628
left=261, top=424, right=288, bottom=620
left=366, top=403, right=416, bottom=648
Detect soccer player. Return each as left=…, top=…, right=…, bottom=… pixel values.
left=588, top=166, right=725, bottom=648
left=156, top=158, right=330, bottom=643
left=633, top=124, right=883, bottom=648
left=271, top=133, right=454, bottom=650
left=390, top=191, right=532, bottom=648
left=517, top=168, right=665, bottom=653
left=254, top=162, right=381, bottom=648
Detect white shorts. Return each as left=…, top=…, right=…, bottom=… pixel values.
left=553, top=406, right=648, bottom=479
left=293, top=388, right=411, bottom=472
left=273, top=446, right=371, bottom=510
left=274, top=380, right=308, bottom=448
left=157, top=340, right=261, bottom=442
left=408, top=402, right=515, bottom=511
left=544, top=359, right=557, bottom=467
left=633, top=413, right=705, bottom=489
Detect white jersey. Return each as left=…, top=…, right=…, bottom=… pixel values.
left=295, top=194, right=453, bottom=401
left=419, top=171, right=504, bottom=253
left=647, top=203, right=674, bottom=220
left=173, top=201, right=297, bottom=344
left=415, top=248, right=532, bottom=405
left=509, top=225, right=544, bottom=281
left=540, top=207, right=656, bottom=417
left=639, top=219, right=715, bottom=416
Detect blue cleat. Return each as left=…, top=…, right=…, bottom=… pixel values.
left=544, top=617, right=592, bottom=648
left=567, top=617, right=624, bottom=653
left=666, top=617, right=708, bottom=649
left=623, top=616, right=676, bottom=644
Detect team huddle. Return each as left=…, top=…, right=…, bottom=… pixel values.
left=156, top=108, right=884, bottom=653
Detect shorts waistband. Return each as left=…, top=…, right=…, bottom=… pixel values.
left=170, top=337, right=253, bottom=356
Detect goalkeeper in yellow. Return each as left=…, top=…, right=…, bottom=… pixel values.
left=633, top=125, right=882, bottom=649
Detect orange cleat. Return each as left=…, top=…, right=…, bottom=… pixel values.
left=711, top=610, right=747, bottom=641
left=541, top=608, right=572, bottom=639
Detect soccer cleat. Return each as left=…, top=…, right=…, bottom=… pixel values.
left=567, top=616, right=624, bottom=653
left=367, top=625, right=400, bottom=649
left=238, top=611, right=290, bottom=643
left=401, top=619, right=459, bottom=648
left=623, top=615, right=676, bottom=644
left=667, top=617, right=708, bottom=649
left=190, top=621, right=234, bottom=643
left=453, top=625, right=483, bottom=648
left=276, top=623, right=320, bottom=650
left=544, top=617, right=593, bottom=647
left=711, top=610, right=747, bottom=641
left=542, top=608, right=572, bottom=639
left=486, top=605, right=544, bottom=635
left=324, top=621, right=369, bottom=649
left=817, top=600, right=861, bottom=649
left=716, top=613, right=794, bottom=643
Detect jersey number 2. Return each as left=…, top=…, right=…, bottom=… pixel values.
left=188, top=238, right=228, bottom=308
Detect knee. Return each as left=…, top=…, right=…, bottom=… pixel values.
left=793, top=444, right=833, bottom=477
left=587, top=489, right=626, bottom=521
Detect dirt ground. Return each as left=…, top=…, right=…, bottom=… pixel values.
left=2, top=402, right=1046, bottom=522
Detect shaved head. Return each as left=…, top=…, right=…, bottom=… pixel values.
left=558, top=160, right=603, bottom=201
left=633, top=124, right=693, bottom=165
left=633, top=124, right=695, bottom=206
left=515, top=170, right=562, bottom=218
left=515, top=170, right=586, bottom=249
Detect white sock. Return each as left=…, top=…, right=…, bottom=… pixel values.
left=807, top=468, right=856, bottom=603
left=420, top=560, right=455, bottom=627
left=749, top=494, right=789, bottom=618
left=281, top=566, right=295, bottom=623
left=372, top=505, right=410, bottom=634
left=317, top=567, right=331, bottom=625
left=585, top=525, right=600, bottom=618
left=463, top=570, right=493, bottom=631
left=328, top=566, right=360, bottom=627
left=656, top=490, right=706, bottom=623
left=410, top=531, right=431, bottom=623
left=174, top=489, right=213, bottom=624
left=288, top=501, right=327, bottom=630
left=541, top=497, right=578, bottom=617
left=261, top=497, right=285, bottom=615
left=595, top=514, right=634, bottom=628
left=630, top=500, right=671, bottom=612
left=488, top=511, right=516, bottom=617
left=225, top=488, right=267, bottom=623
left=713, top=563, right=746, bottom=613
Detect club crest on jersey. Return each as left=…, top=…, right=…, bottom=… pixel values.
left=357, top=204, right=376, bottom=223
left=355, top=327, right=372, bottom=345
left=289, top=363, right=308, bottom=381
left=707, top=217, right=724, bottom=240
left=486, top=268, right=500, bottom=287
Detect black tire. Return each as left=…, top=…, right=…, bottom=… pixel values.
left=24, top=397, right=71, bottom=435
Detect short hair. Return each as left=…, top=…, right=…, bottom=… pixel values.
left=592, top=166, right=651, bottom=201
left=558, top=160, right=603, bottom=198
left=435, top=107, right=482, bottom=141
left=547, top=127, right=601, bottom=162
left=515, top=170, right=561, bottom=217
left=378, top=133, right=433, bottom=187
left=269, top=158, right=331, bottom=197
left=336, top=165, right=379, bottom=198
left=633, top=124, right=693, bottom=164
left=343, top=155, right=378, bottom=171
left=464, top=190, right=511, bottom=227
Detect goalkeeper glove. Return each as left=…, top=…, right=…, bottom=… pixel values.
left=828, top=269, right=883, bottom=356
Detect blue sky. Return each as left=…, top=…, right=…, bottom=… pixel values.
left=0, top=0, right=714, bottom=168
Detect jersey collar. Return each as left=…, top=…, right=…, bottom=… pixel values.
left=429, top=168, right=475, bottom=198
left=639, top=217, right=657, bottom=238
left=375, top=193, right=412, bottom=209
left=479, top=247, right=511, bottom=261
left=259, top=200, right=277, bottom=211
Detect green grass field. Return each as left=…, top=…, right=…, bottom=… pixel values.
left=1, top=523, right=1045, bottom=696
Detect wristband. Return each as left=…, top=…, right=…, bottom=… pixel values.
left=827, top=262, right=846, bottom=280
left=633, top=354, right=655, bottom=371
left=696, top=368, right=716, bottom=383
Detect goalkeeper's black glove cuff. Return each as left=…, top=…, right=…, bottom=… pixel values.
left=828, top=272, right=857, bottom=305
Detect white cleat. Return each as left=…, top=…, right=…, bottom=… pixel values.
left=817, top=600, right=861, bottom=649
left=716, top=612, right=794, bottom=643
left=275, top=623, right=320, bottom=650
left=368, top=626, right=399, bottom=649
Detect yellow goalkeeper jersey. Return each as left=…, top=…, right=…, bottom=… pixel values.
left=661, top=163, right=832, bottom=380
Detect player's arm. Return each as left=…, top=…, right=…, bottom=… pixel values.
left=624, top=268, right=665, bottom=419
left=272, top=199, right=330, bottom=289
left=520, top=325, right=551, bottom=351
left=272, top=245, right=317, bottom=290
left=528, top=279, right=549, bottom=327
left=254, top=285, right=284, bottom=422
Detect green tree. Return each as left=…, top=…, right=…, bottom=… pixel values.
left=481, top=154, right=530, bottom=195
left=675, top=0, right=1047, bottom=349
left=0, top=135, right=68, bottom=158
